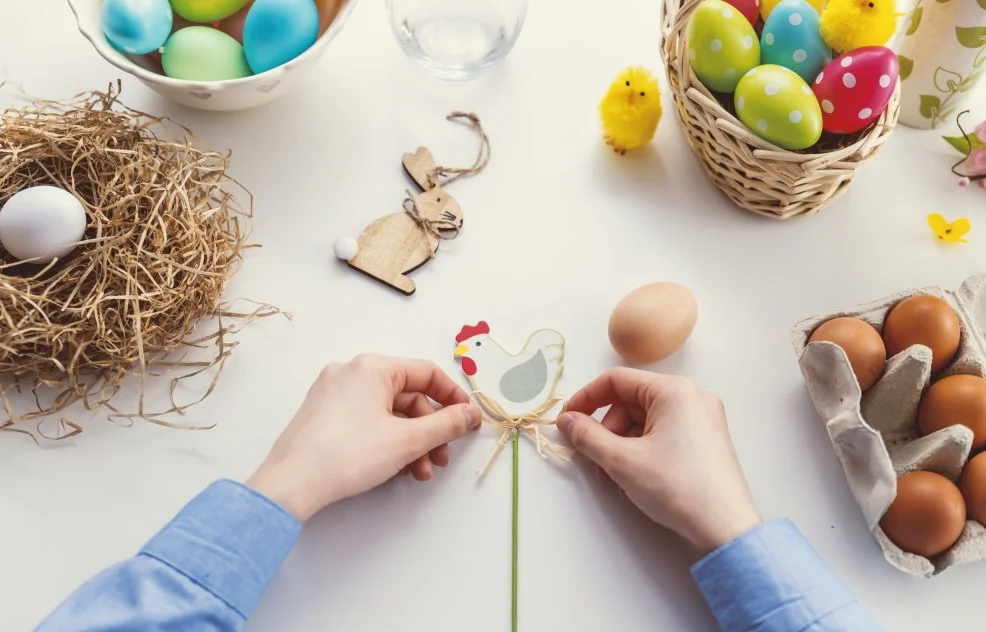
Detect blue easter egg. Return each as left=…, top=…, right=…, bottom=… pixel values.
left=243, top=0, right=320, bottom=74
left=101, top=0, right=173, bottom=55
left=761, top=0, right=831, bottom=83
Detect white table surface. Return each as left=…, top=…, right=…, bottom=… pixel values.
left=2, top=1, right=985, bottom=630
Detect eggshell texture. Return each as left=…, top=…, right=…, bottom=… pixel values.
left=760, top=0, right=823, bottom=20
left=170, top=0, right=252, bottom=23
left=609, top=283, right=698, bottom=364
left=101, top=0, right=174, bottom=55
left=0, top=186, right=87, bottom=264
left=161, top=27, right=252, bottom=81
left=880, top=471, right=966, bottom=558
left=919, top=375, right=986, bottom=450
left=761, top=0, right=831, bottom=83
left=960, top=453, right=986, bottom=526
left=722, top=0, right=759, bottom=27
left=734, top=65, right=822, bottom=150
left=812, top=46, right=898, bottom=134
left=243, top=0, right=320, bottom=74
left=808, top=317, right=886, bottom=391
left=882, top=295, right=960, bottom=373
left=687, top=0, right=761, bottom=93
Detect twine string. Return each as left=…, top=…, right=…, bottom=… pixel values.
left=402, top=193, right=461, bottom=241
left=470, top=391, right=574, bottom=477
left=433, top=112, right=491, bottom=188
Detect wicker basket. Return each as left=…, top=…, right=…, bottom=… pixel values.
left=661, top=0, right=901, bottom=220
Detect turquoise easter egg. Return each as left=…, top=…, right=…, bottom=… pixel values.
left=761, top=0, right=831, bottom=83
left=161, top=27, right=252, bottom=81
left=170, top=0, right=252, bottom=23
left=243, top=0, right=320, bottom=74
left=687, top=0, right=761, bottom=93
left=102, top=0, right=173, bottom=55
left=734, top=65, right=823, bottom=150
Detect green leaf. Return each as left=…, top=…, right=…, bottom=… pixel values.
left=905, top=7, right=923, bottom=35
left=943, top=134, right=985, bottom=156
left=899, top=55, right=914, bottom=80
left=919, top=94, right=941, bottom=119
left=956, top=26, right=986, bottom=48
left=934, top=67, right=963, bottom=92
left=936, top=0, right=951, bottom=3
left=979, top=0, right=986, bottom=9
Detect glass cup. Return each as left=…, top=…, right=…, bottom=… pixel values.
left=386, top=0, right=529, bottom=80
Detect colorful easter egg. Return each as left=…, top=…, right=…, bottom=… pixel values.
left=812, top=46, right=898, bottom=134
left=102, top=0, right=173, bottom=55
left=687, top=0, right=761, bottom=93
left=723, top=0, right=760, bottom=27
left=760, top=0, right=824, bottom=20
left=170, top=0, right=252, bottom=23
left=243, top=0, right=320, bottom=74
left=761, top=0, right=831, bottom=83
left=735, top=65, right=823, bottom=150
left=161, top=26, right=252, bottom=81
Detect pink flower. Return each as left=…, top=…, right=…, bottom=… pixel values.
left=969, top=148, right=986, bottom=176
left=976, top=121, right=986, bottom=143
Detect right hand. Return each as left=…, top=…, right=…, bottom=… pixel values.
left=556, top=368, right=761, bottom=555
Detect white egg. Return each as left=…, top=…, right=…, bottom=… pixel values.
left=0, top=186, right=87, bottom=264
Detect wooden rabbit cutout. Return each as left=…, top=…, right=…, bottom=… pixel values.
left=335, top=112, right=490, bottom=296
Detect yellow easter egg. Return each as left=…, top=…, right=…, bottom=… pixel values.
left=734, top=65, right=823, bottom=150
left=687, top=0, right=762, bottom=93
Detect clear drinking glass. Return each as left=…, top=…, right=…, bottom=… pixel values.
left=386, top=0, right=529, bottom=80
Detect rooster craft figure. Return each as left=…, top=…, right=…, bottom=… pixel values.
left=454, top=322, right=566, bottom=418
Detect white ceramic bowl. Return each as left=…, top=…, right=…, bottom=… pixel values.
left=68, top=0, right=359, bottom=111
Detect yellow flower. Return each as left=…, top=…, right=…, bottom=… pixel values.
left=928, top=213, right=971, bottom=244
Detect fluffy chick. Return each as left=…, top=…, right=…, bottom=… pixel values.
left=600, top=67, right=662, bottom=155
left=820, top=0, right=898, bottom=53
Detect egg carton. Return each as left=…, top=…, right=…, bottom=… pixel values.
left=791, top=275, right=986, bottom=577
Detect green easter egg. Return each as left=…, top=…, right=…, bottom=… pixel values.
left=734, top=65, right=822, bottom=150
left=161, top=27, right=252, bottom=81
left=687, top=0, right=761, bottom=93
left=170, top=0, right=251, bottom=23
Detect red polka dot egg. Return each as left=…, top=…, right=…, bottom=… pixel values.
left=811, top=46, right=898, bottom=135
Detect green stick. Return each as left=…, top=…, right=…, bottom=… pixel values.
left=511, top=429, right=519, bottom=632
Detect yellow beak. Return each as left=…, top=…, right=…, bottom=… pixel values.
left=454, top=344, right=469, bottom=357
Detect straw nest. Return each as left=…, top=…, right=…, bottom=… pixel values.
left=0, top=84, right=279, bottom=440
left=662, top=0, right=900, bottom=220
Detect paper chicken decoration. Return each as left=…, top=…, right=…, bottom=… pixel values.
left=453, top=322, right=571, bottom=632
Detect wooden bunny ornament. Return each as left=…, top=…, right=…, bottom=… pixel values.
left=334, top=112, right=490, bottom=296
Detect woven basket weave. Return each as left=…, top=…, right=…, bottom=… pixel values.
left=661, top=0, right=901, bottom=220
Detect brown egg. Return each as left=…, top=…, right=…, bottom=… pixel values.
left=880, top=471, right=966, bottom=558
left=960, top=453, right=986, bottom=526
left=315, top=0, right=344, bottom=35
left=883, top=295, right=961, bottom=372
left=808, top=317, right=886, bottom=391
left=919, top=375, right=986, bottom=449
left=608, top=283, right=698, bottom=364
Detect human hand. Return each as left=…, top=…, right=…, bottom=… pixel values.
left=247, top=355, right=481, bottom=522
left=556, top=369, right=761, bottom=554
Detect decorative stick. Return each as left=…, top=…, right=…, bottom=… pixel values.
left=512, top=429, right=519, bottom=632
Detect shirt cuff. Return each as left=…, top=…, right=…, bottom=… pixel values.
left=692, top=518, right=859, bottom=630
left=140, top=479, right=302, bottom=619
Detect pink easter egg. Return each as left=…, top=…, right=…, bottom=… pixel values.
left=811, top=46, right=898, bottom=135
left=723, top=0, right=760, bottom=26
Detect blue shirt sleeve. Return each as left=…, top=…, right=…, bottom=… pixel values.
left=37, top=480, right=302, bottom=632
left=692, top=519, right=885, bottom=632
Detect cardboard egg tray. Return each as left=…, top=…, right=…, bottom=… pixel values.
left=791, top=275, right=986, bottom=577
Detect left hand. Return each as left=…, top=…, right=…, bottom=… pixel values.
left=247, top=355, right=481, bottom=522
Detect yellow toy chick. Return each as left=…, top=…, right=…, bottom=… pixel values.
left=600, top=67, right=662, bottom=155
left=820, top=0, right=898, bottom=53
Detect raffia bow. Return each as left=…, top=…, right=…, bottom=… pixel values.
left=471, top=392, right=575, bottom=478
left=403, top=194, right=461, bottom=241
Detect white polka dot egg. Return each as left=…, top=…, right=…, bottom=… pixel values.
left=812, top=46, right=899, bottom=135
left=761, top=0, right=831, bottom=83
left=687, top=0, right=761, bottom=93
left=734, top=64, right=822, bottom=150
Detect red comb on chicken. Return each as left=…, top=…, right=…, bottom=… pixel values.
left=456, top=321, right=490, bottom=343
